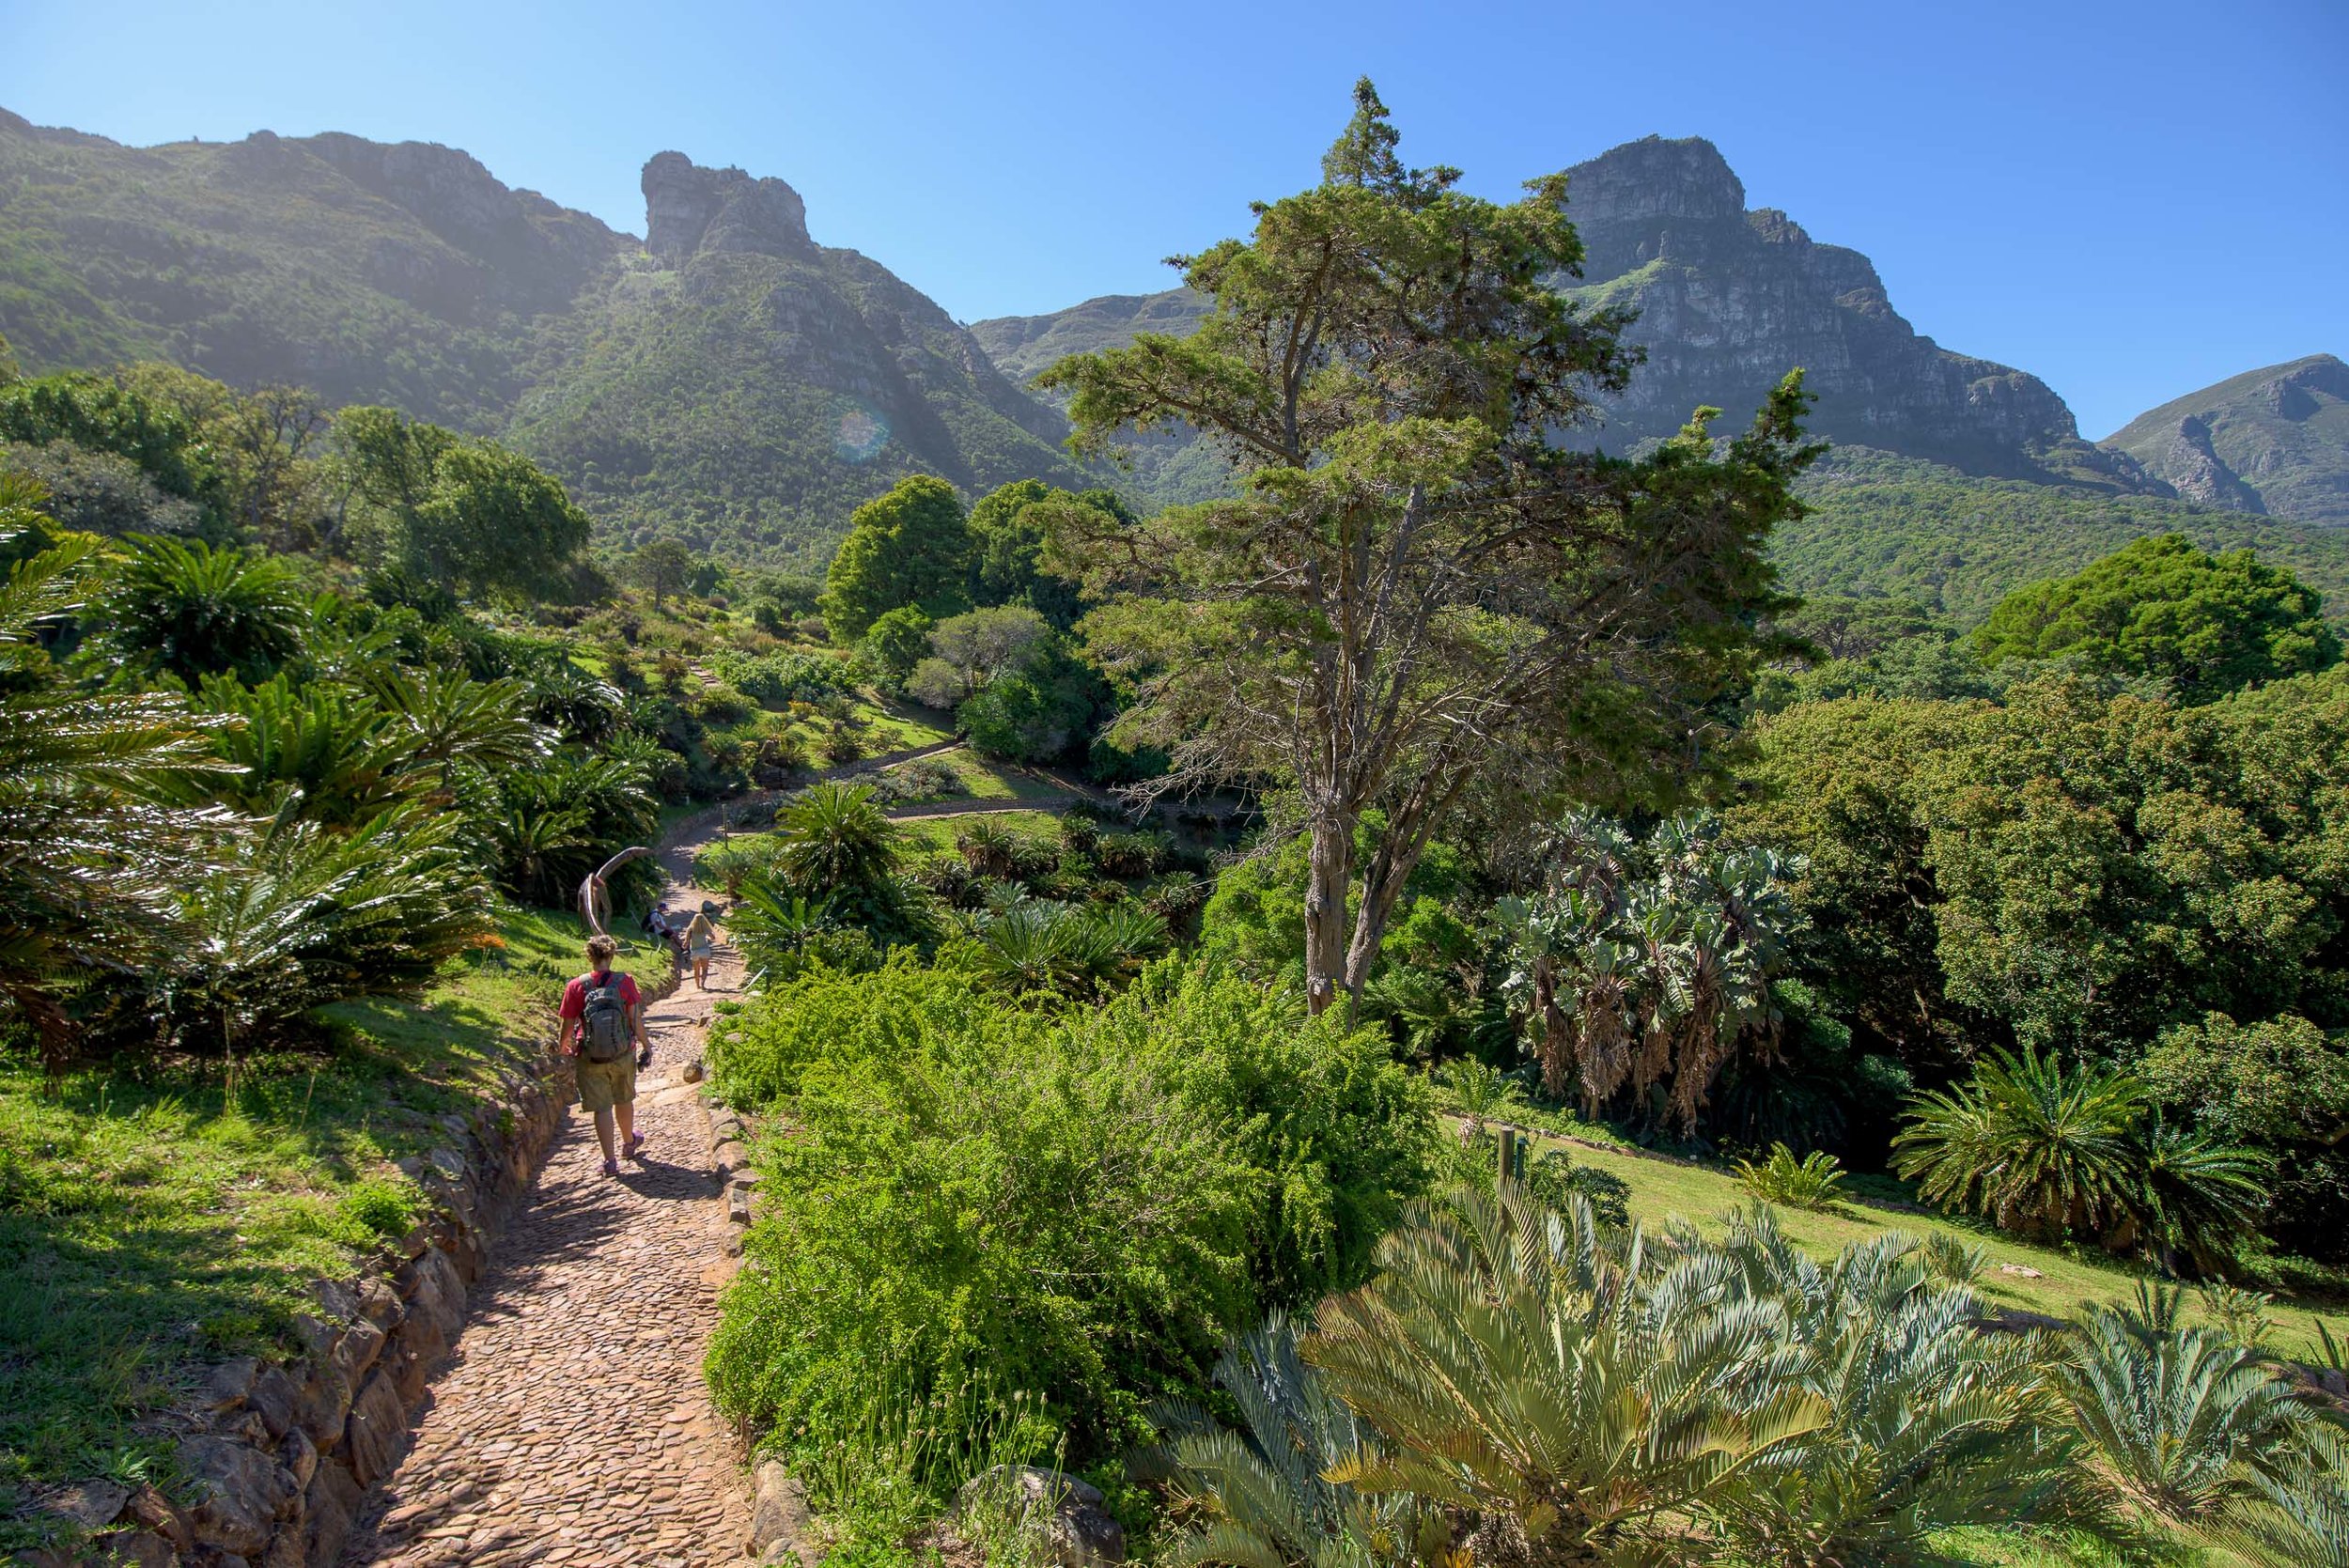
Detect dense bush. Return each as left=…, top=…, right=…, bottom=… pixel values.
left=705, top=956, right=1434, bottom=1468
left=708, top=648, right=858, bottom=707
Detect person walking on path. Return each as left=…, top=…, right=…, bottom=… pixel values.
left=684, top=907, right=718, bottom=990
left=557, top=934, right=652, bottom=1176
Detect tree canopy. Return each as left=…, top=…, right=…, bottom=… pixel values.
left=818, top=474, right=972, bottom=642
left=334, top=406, right=590, bottom=597
left=1972, top=533, right=2339, bottom=702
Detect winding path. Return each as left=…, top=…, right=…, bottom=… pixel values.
left=338, top=831, right=753, bottom=1568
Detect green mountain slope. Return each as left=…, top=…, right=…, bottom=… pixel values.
left=2102, top=353, right=2349, bottom=527
left=1781, top=445, right=2349, bottom=623
left=507, top=154, right=1091, bottom=566
left=0, top=112, right=1090, bottom=565
left=969, top=287, right=1210, bottom=383
left=0, top=110, right=623, bottom=427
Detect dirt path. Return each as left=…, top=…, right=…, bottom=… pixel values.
left=339, top=834, right=753, bottom=1568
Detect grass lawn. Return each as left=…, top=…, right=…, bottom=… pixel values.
left=852, top=698, right=956, bottom=753
left=0, top=902, right=612, bottom=1504
left=1514, top=1124, right=2347, bottom=1358
left=894, top=810, right=1065, bottom=856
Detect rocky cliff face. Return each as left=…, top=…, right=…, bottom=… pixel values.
left=0, top=110, right=630, bottom=425
left=971, top=136, right=2159, bottom=492
left=1552, top=136, right=2132, bottom=480
left=2104, top=354, right=2349, bottom=527
left=0, top=114, right=1089, bottom=562
left=641, top=150, right=811, bottom=259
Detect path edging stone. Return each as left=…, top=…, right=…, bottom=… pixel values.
left=58, top=955, right=692, bottom=1568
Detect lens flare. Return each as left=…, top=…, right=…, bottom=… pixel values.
left=832, top=399, right=889, bottom=463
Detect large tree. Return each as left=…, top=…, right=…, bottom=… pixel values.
left=1972, top=533, right=2339, bottom=703
left=818, top=474, right=971, bottom=642
left=333, top=407, right=589, bottom=597
left=1037, top=82, right=1814, bottom=1013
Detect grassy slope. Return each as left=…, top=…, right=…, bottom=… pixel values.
left=0, top=903, right=641, bottom=1497
left=1511, top=1126, right=2345, bottom=1358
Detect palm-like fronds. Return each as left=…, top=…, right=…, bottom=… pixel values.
left=0, top=526, right=240, bottom=1062
left=90, top=533, right=309, bottom=685
left=775, top=781, right=900, bottom=893
left=2133, top=1110, right=2271, bottom=1275
left=367, top=663, right=552, bottom=781
left=478, top=800, right=593, bottom=906
left=188, top=673, right=425, bottom=823
left=171, top=804, right=496, bottom=1048
left=1304, top=1184, right=1827, bottom=1563
left=1704, top=1206, right=2086, bottom=1564
left=521, top=656, right=624, bottom=743
left=1150, top=1317, right=1428, bottom=1568
left=1891, top=1047, right=2148, bottom=1244
left=1493, top=811, right=1802, bottom=1129
left=2057, top=1291, right=2333, bottom=1532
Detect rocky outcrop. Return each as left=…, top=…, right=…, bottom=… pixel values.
left=508, top=152, right=1090, bottom=558
left=643, top=150, right=811, bottom=260
left=970, top=136, right=2140, bottom=492
left=2141, top=413, right=2268, bottom=512
left=1551, top=135, right=2095, bottom=476
left=953, top=1467, right=1126, bottom=1568
left=970, top=288, right=1213, bottom=384
left=2105, top=353, right=2349, bottom=527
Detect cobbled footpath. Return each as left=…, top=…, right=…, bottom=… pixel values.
left=340, top=877, right=750, bottom=1568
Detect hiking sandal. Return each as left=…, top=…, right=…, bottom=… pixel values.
left=623, top=1131, right=646, bottom=1160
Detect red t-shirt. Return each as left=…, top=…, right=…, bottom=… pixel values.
left=559, top=970, right=640, bottom=1019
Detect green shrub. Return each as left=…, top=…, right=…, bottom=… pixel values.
left=1523, top=1149, right=1631, bottom=1228
left=1734, top=1142, right=1851, bottom=1212
left=704, top=956, right=1434, bottom=1471
left=340, top=1174, right=422, bottom=1241
left=708, top=649, right=858, bottom=707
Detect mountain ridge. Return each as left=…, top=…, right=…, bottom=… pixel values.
left=2102, top=353, right=2349, bottom=527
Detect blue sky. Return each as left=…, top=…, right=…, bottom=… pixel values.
left=2, top=0, right=2341, bottom=437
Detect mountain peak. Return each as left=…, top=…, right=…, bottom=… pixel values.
left=641, top=151, right=810, bottom=260
left=2104, top=353, right=2349, bottom=526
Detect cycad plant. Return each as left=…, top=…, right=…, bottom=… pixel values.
left=2057, top=1284, right=2340, bottom=1542
left=367, top=663, right=550, bottom=792
left=1303, top=1184, right=1826, bottom=1564
left=1150, top=1316, right=1431, bottom=1568
left=0, top=513, right=237, bottom=1063
left=1892, top=1047, right=2147, bottom=1244
left=731, top=884, right=838, bottom=977
left=90, top=533, right=309, bottom=685
left=770, top=781, right=928, bottom=943
left=190, top=673, right=424, bottom=823
left=1893, top=1048, right=2267, bottom=1269
left=1702, top=1207, right=2083, bottom=1565
left=477, top=799, right=593, bottom=907
left=172, top=804, right=494, bottom=1068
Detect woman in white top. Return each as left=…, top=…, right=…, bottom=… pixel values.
left=683, top=909, right=718, bottom=989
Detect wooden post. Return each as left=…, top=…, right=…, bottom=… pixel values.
left=1498, top=1126, right=1517, bottom=1187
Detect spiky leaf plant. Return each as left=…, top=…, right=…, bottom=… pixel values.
left=1304, top=1184, right=1827, bottom=1564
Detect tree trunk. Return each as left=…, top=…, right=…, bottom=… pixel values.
left=1304, top=815, right=1353, bottom=1016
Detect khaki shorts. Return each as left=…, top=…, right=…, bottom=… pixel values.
left=575, top=1053, right=636, bottom=1113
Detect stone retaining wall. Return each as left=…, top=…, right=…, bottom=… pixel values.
left=55, top=963, right=682, bottom=1568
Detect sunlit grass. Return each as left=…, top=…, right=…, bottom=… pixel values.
left=0, top=902, right=595, bottom=1495
left=1519, top=1126, right=2344, bottom=1353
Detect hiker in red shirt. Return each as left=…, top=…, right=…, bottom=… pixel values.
left=557, top=934, right=652, bottom=1177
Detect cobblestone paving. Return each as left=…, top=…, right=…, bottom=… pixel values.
left=341, top=882, right=750, bottom=1567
